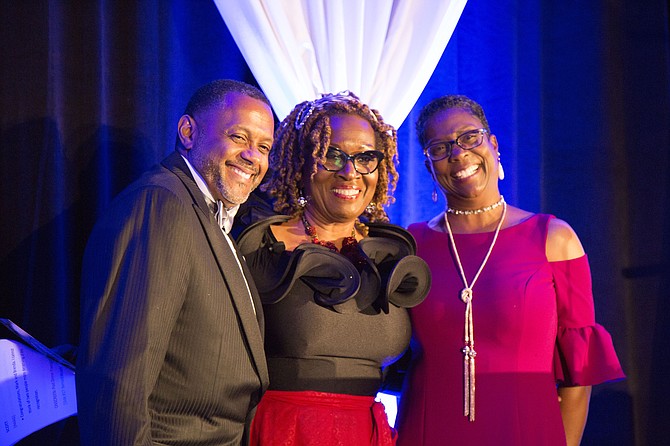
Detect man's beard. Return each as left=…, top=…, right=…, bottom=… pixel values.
left=192, top=156, right=258, bottom=206
left=188, top=132, right=260, bottom=206
left=213, top=166, right=259, bottom=206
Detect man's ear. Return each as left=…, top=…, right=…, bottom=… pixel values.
left=177, top=115, right=195, bottom=150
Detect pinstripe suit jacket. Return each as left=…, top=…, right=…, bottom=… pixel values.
left=76, top=151, right=268, bottom=445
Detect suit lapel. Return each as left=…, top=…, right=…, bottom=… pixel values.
left=162, top=152, right=211, bottom=214
left=162, top=152, right=269, bottom=389
left=235, top=243, right=264, bottom=332
left=192, top=206, right=269, bottom=387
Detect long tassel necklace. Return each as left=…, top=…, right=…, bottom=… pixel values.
left=443, top=200, right=507, bottom=422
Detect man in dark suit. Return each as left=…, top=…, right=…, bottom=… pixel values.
left=76, top=79, right=273, bottom=445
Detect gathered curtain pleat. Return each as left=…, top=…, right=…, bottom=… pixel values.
left=213, top=0, right=467, bottom=128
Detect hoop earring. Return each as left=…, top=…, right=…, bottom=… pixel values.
left=298, top=192, right=308, bottom=208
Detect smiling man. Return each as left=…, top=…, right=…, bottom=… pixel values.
left=76, top=80, right=274, bottom=446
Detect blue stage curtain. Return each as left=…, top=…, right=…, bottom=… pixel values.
left=1, top=1, right=668, bottom=445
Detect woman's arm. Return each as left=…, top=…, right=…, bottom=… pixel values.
left=558, top=385, right=592, bottom=446
left=548, top=218, right=591, bottom=445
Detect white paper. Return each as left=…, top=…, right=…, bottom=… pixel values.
left=0, top=319, right=74, bottom=372
left=0, top=339, right=77, bottom=446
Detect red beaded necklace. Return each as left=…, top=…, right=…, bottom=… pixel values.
left=300, top=212, right=366, bottom=270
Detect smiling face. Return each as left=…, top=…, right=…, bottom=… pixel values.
left=304, top=113, right=379, bottom=225
left=179, top=92, right=274, bottom=207
left=424, top=107, right=500, bottom=208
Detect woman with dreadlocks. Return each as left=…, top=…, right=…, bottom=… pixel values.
left=236, top=91, right=431, bottom=445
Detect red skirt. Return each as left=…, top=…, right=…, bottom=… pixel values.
left=250, top=390, right=397, bottom=446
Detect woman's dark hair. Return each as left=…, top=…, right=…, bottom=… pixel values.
left=415, top=95, right=490, bottom=147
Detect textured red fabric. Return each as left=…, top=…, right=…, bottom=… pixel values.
left=250, top=390, right=397, bottom=446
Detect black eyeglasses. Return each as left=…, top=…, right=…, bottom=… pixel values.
left=321, top=147, right=384, bottom=175
left=423, top=128, right=489, bottom=161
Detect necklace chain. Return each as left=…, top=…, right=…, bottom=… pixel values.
left=443, top=202, right=507, bottom=422
left=300, top=212, right=367, bottom=271
left=447, top=195, right=505, bottom=215
left=300, top=212, right=355, bottom=251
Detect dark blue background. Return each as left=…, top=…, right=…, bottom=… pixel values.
left=1, top=1, right=667, bottom=444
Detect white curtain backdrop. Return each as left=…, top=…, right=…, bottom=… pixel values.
left=214, top=0, right=468, bottom=129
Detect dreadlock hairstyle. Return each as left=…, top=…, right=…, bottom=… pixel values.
left=264, top=91, right=398, bottom=223
left=415, top=95, right=491, bottom=147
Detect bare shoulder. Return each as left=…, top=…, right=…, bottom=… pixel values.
left=546, top=217, right=585, bottom=261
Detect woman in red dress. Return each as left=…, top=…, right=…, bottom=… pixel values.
left=396, top=95, right=625, bottom=446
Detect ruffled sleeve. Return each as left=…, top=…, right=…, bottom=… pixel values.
left=236, top=215, right=364, bottom=309
left=237, top=218, right=430, bottom=314
left=362, top=223, right=431, bottom=310
left=551, top=255, right=625, bottom=386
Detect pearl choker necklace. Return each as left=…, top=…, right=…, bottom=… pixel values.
left=446, top=195, right=505, bottom=215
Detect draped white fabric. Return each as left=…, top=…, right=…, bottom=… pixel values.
left=214, top=0, right=468, bottom=129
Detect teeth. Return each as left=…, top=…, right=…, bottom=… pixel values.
left=231, top=166, right=252, bottom=180
left=332, top=188, right=359, bottom=196
left=454, top=165, right=478, bottom=179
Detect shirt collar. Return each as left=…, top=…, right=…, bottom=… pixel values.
left=181, top=154, right=240, bottom=233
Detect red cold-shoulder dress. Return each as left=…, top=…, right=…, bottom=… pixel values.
left=396, top=214, right=625, bottom=446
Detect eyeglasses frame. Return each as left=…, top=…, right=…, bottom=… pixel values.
left=423, top=128, right=489, bottom=161
left=320, top=146, right=384, bottom=175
